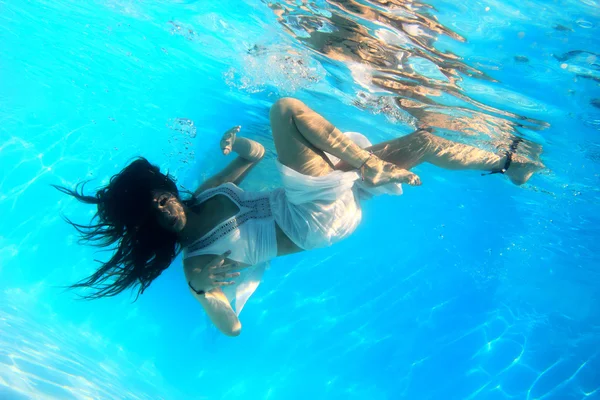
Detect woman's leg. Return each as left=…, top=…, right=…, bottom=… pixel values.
left=360, top=129, right=505, bottom=170
left=337, top=129, right=542, bottom=185
left=270, top=98, right=540, bottom=185
left=269, top=98, right=337, bottom=177
left=270, top=98, right=419, bottom=185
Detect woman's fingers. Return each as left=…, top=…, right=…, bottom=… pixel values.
left=221, top=262, right=249, bottom=273
left=226, top=125, right=241, bottom=133
left=215, top=281, right=236, bottom=286
left=222, top=126, right=241, bottom=137
left=209, top=258, right=226, bottom=269
left=210, top=261, right=248, bottom=273
left=211, top=260, right=236, bottom=269
left=221, top=136, right=234, bottom=154
left=221, top=139, right=233, bottom=155
left=221, top=126, right=240, bottom=155
left=210, top=272, right=241, bottom=279
left=210, top=273, right=240, bottom=285
left=209, top=251, right=231, bottom=268
left=208, top=251, right=248, bottom=273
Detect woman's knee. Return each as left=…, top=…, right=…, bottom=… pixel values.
left=413, top=128, right=434, bottom=140
left=270, top=97, right=305, bottom=121
left=409, top=129, right=438, bottom=161
left=408, top=128, right=436, bottom=148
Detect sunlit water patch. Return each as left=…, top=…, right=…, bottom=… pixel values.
left=0, top=297, right=176, bottom=399
left=1, top=0, right=599, bottom=399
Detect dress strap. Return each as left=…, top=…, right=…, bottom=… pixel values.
left=193, top=182, right=242, bottom=207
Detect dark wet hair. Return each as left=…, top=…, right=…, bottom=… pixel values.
left=54, top=158, right=190, bottom=300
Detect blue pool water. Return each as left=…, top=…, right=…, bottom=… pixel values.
left=1, top=0, right=599, bottom=399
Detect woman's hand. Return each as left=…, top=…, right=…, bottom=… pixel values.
left=220, top=126, right=241, bottom=156
left=361, top=155, right=421, bottom=187
left=219, top=125, right=265, bottom=162
left=189, top=251, right=244, bottom=294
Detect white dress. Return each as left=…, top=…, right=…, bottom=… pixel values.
left=185, top=132, right=403, bottom=315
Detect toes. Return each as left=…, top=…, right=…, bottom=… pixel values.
left=410, top=175, right=421, bottom=186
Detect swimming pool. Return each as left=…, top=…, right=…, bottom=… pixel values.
left=1, top=0, right=599, bottom=398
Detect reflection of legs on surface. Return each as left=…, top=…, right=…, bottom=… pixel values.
left=339, top=129, right=541, bottom=185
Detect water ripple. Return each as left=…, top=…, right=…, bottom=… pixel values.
left=0, top=302, right=176, bottom=400
left=263, top=0, right=555, bottom=161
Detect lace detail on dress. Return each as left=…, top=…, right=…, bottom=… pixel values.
left=186, top=185, right=272, bottom=253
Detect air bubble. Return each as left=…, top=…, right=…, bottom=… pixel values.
left=576, top=19, right=593, bottom=29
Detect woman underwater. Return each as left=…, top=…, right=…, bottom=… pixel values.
left=57, top=98, right=541, bottom=336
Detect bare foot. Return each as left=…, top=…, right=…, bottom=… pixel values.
left=394, top=168, right=422, bottom=186
left=362, top=156, right=422, bottom=186
left=505, top=154, right=545, bottom=185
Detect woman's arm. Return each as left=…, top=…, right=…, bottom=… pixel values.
left=184, top=252, right=245, bottom=336
left=190, top=287, right=241, bottom=336
left=195, top=126, right=265, bottom=194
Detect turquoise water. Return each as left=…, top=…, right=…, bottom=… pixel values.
left=1, top=0, right=599, bottom=399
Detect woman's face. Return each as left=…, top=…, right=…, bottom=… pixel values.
left=152, top=191, right=187, bottom=232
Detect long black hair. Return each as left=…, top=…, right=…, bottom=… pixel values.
left=54, top=158, right=191, bottom=300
